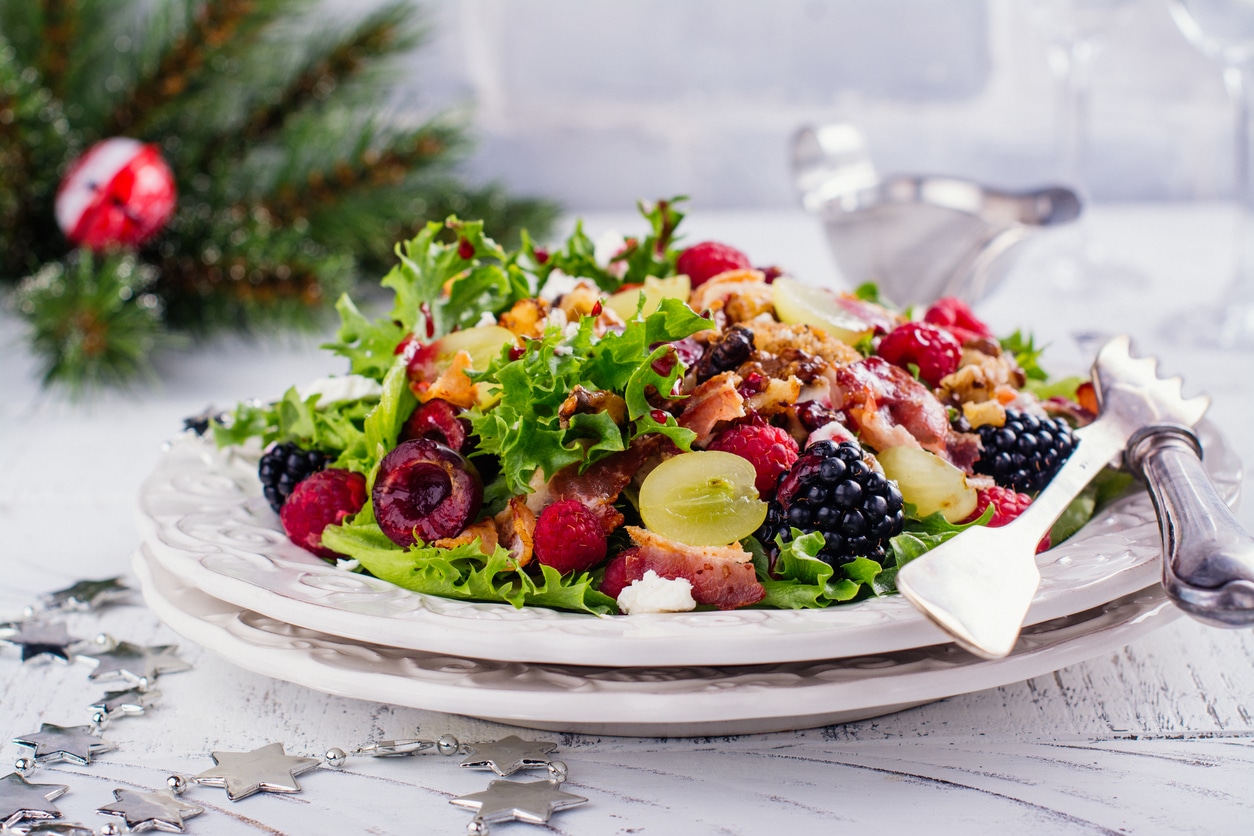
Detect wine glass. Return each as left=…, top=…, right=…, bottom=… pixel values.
left=1171, top=0, right=1254, bottom=349
left=1027, top=0, right=1148, bottom=294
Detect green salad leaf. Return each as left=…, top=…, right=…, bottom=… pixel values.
left=320, top=505, right=617, bottom=615
left=467, top=297, right=709, bottom=495
left=212, top=386, right=376, bottom=456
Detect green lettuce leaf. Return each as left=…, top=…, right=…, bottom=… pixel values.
left=467, top=298, right=709, bottom=495
left=320, top=508, right=616, bottom=615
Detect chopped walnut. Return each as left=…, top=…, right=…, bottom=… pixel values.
left=962, top=400, right=1006, bottom=429
left=559, top=385, right=628, bottom=428
left=745, top=314, right=861, bottom=368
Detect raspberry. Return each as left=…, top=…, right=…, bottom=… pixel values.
left=675, top=241, right=751, bottom=288
left=964, top=486, right=1051, bottom=553
left=533, top=499, right=608, bottom=575
left=598, top=548, right=637, bottom=601
left=876, top=322, right=963, bottom=387
left=974, top=409, right=1077, bottom=494
left=259, top=442, right=332, bottom=513
left=280, top=468, right=368, bottom=560
left=707, top=421, right=799, bottom=499
left=758, top=440, right=904, bottom=567
left=923, top=297, right=994, bottom=345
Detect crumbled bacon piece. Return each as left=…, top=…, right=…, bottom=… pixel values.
left=434, top=519, right=499, bottom=556
left=525, top=435, right=665, bottom=533
left=494, top=497, right=536, bottom=567
left=676, top=371, right=746, bottom=445
left=623, top=526, right=765, bottom=610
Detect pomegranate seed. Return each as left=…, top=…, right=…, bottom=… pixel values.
left=650, top=409, right=669, bottom=424
left=534, top=247, right=550, bottom=264
left=590, top=300, right=603, bottom=317
left=420, top=303, right=435, bottom=338
left=651, top=347, right=677, bottom=376
left=457, top=237, right=474, bottom=259
left=394, top=334, right=414, bottom=355
left=508, top=344, right=525, bottom=361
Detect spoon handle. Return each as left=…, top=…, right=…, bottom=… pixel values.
left=1126, top=425, right=1254, bottom=627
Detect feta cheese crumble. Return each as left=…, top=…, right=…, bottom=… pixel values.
left=296, top=374, right=384, bottom=406
left=616, top=570, right=697, bottom=614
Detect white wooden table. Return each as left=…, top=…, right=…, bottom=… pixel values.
left=2, top=204, right=1252, bottom=835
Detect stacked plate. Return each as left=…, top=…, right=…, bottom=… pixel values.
left=134, top=430, right=1241, bottom=737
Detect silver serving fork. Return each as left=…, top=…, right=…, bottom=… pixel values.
left=897, top=335, right=1254, bottom=658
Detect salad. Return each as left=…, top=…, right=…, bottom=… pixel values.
left=214, top=198, right=1128, bottom=617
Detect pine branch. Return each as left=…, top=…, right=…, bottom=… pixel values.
left=37, top=0, right=77, bottom=98
left=104, top=0, right=260, bottom=135
left=216, top=2, right=419, bottom=162
left=12, top=250, right=167, bottom=392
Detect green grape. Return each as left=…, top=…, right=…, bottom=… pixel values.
left=638, top=451, right=767, bottom=546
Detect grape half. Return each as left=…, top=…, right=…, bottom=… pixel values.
left=638, top=451, right=767, bottom=546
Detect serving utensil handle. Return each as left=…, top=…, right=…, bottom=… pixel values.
left=1126, top=425, right=1254, bottom=627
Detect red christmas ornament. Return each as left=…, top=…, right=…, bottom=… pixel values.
left=55, top=137, right=177, bottom=250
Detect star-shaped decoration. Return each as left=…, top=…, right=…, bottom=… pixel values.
left=40, top=577, right=132, bottom=612
left=0, top=621, right=82, bottom=663
left=9, top=821, right=95, bottom=835
left=192, top=742, right=321, bottom=802
left=79, top=642, right=191, bottom=684
left=460, top=735, right=558, bottom=777
left=90, top=685, right=162, bottom=719
left=97, top=788, right=204, bottom=833
left=450, top=778, right=587, bottom=826
left=0, top=772, right=69, bottom=829
left=12, top=723, right=115, bottom=766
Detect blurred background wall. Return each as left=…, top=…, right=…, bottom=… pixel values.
left=324, top=0, right=1232, bottom=212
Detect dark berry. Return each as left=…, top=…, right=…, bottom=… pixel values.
left=756, top=440, right=905, bottom=567
left=696, top=325, right=755, bottom=382
left=973, top=409, right=1076, bottom=493
left=259, top=442, right=332, bottom=514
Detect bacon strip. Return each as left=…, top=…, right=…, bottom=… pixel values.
left=624, top=526, right=765, bottom=610
left=525, top=435, right=664, bottom=533
left=831, top=357, right=950, bottom=454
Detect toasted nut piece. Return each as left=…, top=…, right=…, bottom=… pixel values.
left=963, top=400, right=1006, bottom=429
left=559, top=385, right=628, bottom=428
left=500, top=297, right=549, bottom=338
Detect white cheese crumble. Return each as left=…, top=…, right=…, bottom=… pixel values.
left=475, top=310, right=498, bottom=327
left=296, top=374, right=383, bottom=406
left=539, top=269, right=583, bottom=303
left=616, top=570, right=697, bottom=615
left=336, top=558, right=361, bottom=572
left=594, top=229, right=628, bottom=278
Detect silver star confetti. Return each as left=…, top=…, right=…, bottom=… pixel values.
left=78, top=642, right=191, bottom=684
left=0, top=772, right=69, bottom=829
left=40, top=578, right=131, bottom=612
left=97, top=788, right=204, bottom=833
left=450, top=778, right=586, bottom=827
left=90, top=686, right=162, bottom=720
left=9, top=821, right=95, bottom=835
left=460, top=735, right=558, bottom=777
left=0, top=621, right=82, bottom=664
left=191, top=742, right=321, bottom=801
left=12, top=724, right=115, bottom=766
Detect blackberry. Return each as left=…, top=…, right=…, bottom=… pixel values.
left=756, top=440, right=905, bottom=567
left=259, top=442, right=332, bottom=513
left=973, top=409, right=1076, bottom=494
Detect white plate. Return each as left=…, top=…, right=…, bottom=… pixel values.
left=136, top=425, right=1239, bottom=667
left=134, top=543, right=1180, bottom=736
